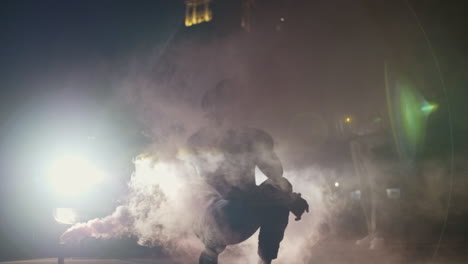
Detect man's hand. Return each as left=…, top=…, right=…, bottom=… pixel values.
left=289, top=193, right=309, bottom=221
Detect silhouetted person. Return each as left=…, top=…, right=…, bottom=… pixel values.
left=187, top=80, right=309, bottom=264
left=350, top=116, right=391, bottom=250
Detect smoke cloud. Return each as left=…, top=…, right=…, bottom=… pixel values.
left=58, top=2, right=412, bottom=262
left=61, top=154, right=333, bottom=263
left=58, top=7, right=361, bottom=262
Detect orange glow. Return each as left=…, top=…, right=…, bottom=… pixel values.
left=185, top=0, right=212, bottom=27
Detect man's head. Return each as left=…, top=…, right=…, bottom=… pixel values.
left=201, top=79, right=241, bottom=125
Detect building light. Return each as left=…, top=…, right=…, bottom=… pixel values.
left=185, top=0, right=212, bottom=27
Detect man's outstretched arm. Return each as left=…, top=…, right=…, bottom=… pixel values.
left=255, top=137, right=284, bottom=182
left=253, top=129, right=309, bottom=220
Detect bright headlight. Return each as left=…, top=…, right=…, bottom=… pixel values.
left=48, top=154, right=107, bottom=197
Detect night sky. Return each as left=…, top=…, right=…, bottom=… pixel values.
left=1, top=0, right=468, bottom=261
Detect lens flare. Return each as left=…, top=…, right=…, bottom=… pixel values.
left=385, top=67, right=437, bottom=161
left=48, top=154, right=107, bottom=197
left=421, top=101, right=438, bottom=115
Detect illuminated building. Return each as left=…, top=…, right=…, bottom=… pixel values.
left=184, top=0, right=261, bottom=31
left=185, top=0, right=213, bottom=27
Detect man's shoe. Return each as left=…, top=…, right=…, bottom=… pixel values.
left=355, top=235, right=372, bottom=247
left=258, top=258, right=272, bottom=264
left=199, top=251, right=218, bottom=264
left=369, top=236, right=384, bottom=250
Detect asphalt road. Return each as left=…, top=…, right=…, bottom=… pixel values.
left=2, top=238, right=468, bottom=264
left=0, top=259, right=173, bottom=264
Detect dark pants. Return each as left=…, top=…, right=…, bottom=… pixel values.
left=197, top=182, right=290, bottom=264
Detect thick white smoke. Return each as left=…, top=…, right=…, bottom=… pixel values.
left=61, top=153, right=332, bottom=263
left=60, top=5, right=377, bottom=261
left=49, top=1, right=468, bottom=262
left=61, top=154, right=216, bottom=260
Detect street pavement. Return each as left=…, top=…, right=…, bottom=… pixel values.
left=2, top=239, right=467, bottom=264
left=0, top=259, right=173, bottom=264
